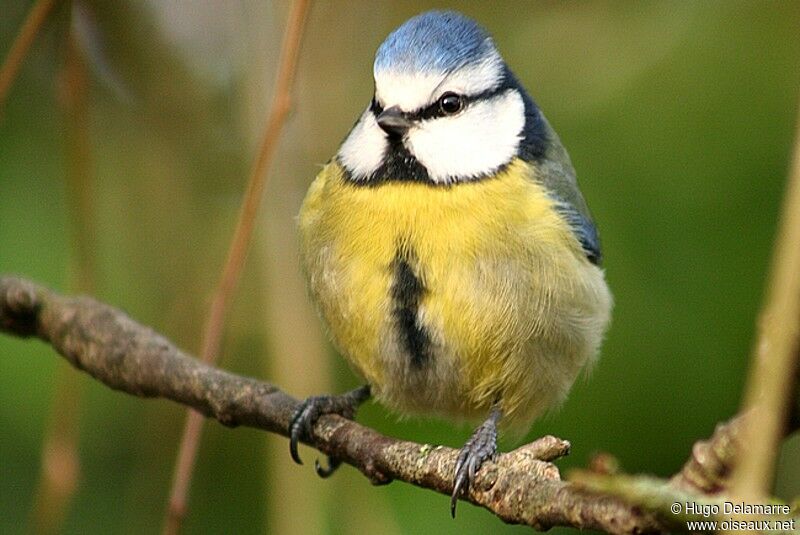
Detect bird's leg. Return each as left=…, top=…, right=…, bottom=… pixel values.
left=289, top=384, right=371, bottom=477
left=450, top=404, right=502, bottom=517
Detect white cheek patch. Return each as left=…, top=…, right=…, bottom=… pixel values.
left=406, top=89, right=525, bottom=183
left=374, top=49, right=504, bottom=112
left=337, top=108, right=387, bottom=180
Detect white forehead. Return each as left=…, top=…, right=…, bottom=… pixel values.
left=373, top=50, right=504, bottom=112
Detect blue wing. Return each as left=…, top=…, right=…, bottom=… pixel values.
left=517, top=107, right=603, bottom=266
left=552, top=200, right=602, bottom=266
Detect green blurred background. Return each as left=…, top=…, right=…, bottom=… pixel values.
left=1, top=1, right=799, bottom=534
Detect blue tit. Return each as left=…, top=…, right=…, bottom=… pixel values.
left=289, top=10, right=612, bottom=515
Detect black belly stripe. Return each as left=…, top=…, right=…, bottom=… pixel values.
left=390, top=251, right=431, bottom=368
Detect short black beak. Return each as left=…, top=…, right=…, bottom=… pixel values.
left=376, top=106, right=411, bottom=137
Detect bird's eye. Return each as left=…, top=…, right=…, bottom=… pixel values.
left=438, top=92, right=463, bottom=115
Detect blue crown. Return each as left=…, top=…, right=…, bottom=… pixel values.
left=374, top=11, right=496, bottom=75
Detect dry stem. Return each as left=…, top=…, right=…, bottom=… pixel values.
left=730, top=102, right=800, bottom=500
left=0, top=0, right=61, bottom=114
left=164, top=1, right=312, bottom=533
left=27, top=27, right=93, bottom=535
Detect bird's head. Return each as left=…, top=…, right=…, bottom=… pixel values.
left=338, top=10, right=547, bottom=185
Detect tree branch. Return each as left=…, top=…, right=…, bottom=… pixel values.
left=670, top=415, right=743, bottom=495
left=0, top=275, right=669, bottom=533
left=4, top=275, right=797, bottom=533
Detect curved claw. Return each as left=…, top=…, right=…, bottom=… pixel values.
left=314, top=456, right=342, bottom=478
left=286, top=386, right=371, bottom=472
left=289, top=399, right=316, bottom=465
left=289, top=423, right=303, bottom=465
left=450, top=464, right=469, bottom=517
left=450, top=406, right=501, bottom=518
left=289, top=434, right=302, bottom=464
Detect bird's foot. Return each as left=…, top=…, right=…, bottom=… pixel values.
left=289, top=384, right=371, bottom=478
left=450, top=406, right=502, bottom=517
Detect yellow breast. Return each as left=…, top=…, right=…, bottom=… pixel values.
left=299, top=158, right=611, bottom=431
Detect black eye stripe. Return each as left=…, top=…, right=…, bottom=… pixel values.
left=370, top=85, right=512, bottom=122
